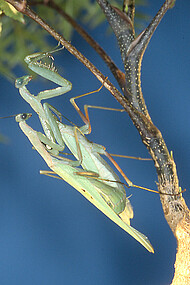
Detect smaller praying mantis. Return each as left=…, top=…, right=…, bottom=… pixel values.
left=15, top=112, right=154, bottom=253
left=15, top=46, right=155, bottom=252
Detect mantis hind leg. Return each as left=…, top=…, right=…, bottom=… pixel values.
left=70, top=78, right=124, bottom=134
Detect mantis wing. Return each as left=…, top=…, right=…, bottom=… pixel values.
left=50, top=157, right=154, bottom=253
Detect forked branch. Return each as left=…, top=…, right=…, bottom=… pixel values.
left=96, top=0, right=190, bottom=283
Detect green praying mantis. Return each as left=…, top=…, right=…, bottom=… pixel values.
left=16, top=112, right=153, bottom=253
left=15, top=46, right=154, bottom=253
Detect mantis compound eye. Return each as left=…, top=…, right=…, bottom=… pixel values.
left=21, top=113, right=29, bottom=120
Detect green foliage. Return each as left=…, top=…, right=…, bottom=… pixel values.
left=0, top=0, right=24, bottom=23
left=0, top=0, right=148, bottom=79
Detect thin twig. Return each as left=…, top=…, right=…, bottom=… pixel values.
left=29, top=0, right=126, bottom=89
left=124, top=0, right=135, bottom=24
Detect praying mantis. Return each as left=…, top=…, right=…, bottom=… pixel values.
left=15, top=46, right=154, bottom=252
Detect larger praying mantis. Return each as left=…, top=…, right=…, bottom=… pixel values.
left=15, top=46, right=154, bottom=252
left=16, top=112, right=153, bottom=253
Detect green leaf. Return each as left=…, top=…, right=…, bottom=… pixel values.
left=0, top=0, right=24, bottom=23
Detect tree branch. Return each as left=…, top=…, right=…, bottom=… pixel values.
left=29, top=0, right=126, bottom=89
left=96, top=0, right=190, bottom=283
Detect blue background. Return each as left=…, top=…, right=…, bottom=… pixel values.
left=0, top=1, right=190, bottom=284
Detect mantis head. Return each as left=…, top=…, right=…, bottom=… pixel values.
left=15, top=75, right=32, bottom=89
left=15, top=113, right=32, bottom=123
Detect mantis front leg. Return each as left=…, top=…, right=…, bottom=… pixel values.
left=15, top=47, right=72, bottom=156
